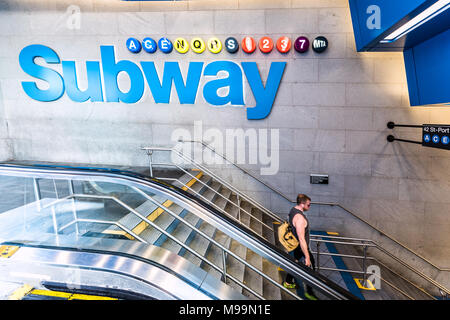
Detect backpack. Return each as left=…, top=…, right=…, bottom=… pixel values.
left=277, top=221, right=299, bottom=252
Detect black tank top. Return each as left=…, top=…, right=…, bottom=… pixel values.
left=288, top=207, right=310, bottom=247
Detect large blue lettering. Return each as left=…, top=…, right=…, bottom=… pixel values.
left=19, top=44, right=65, bottom=102
left=62, top=61, right=103, bottom=102
left=18, top=45, right=286, bottom=120
left=141, top=61, right=203, bottom=104
left=101, top=45, right=144, bottom=103
left=203, top=61, right=245, bottom=106
left=242, top=62, right=286, bottom=120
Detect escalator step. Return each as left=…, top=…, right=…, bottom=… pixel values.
left=82, top=231, right=129, bottom=240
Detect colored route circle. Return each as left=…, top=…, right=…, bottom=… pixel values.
left=432, top=135, right=440, bottom=143
left=207, top=37, right=222, bottom=54
left=174, top=37, right=189, bottom=53
left=126, top=38, right=142, bottom=53
left=242, top=36, right=256, bottom=54
left=312, top=36, right=328, bottom=53
left=142, top=37, right=157, bottom=53
left=191, top=38, right=206, bottom=54
left=259, top=37, right=274, bottom=53
left=294, top=36, right=309, bottom=53
left=158, top=37, right=173, bottom=54
left=225, top=37, right=239, bottom=54
left=276, top=36, right=291, bottom=53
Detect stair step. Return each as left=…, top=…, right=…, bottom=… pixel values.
left=180, top=219, right=217, bottom=267
left=201, top=229, right=232, bottom=281
left=239, top=201, right=253, bottom=227
left=242, top=248, right=263, bottom=299
left=159, top=211, right=202, bottom=253
left=249, top=207, right=263, bottom=237
left=224, top=239, right=247, bottom=294
left=101, top=171, right=204, bottom=239
left=224, top=194, right=239, bottom=220
left=138, top=204, right=184, bottom=244
left=171, top=170, right=204, bottom=192
left=148, top=175, right=213, bottom=249
left=262, top=213, right=277, bottom=246
left=262, top=257, right=282, bottom=300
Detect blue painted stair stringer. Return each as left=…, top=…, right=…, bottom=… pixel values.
left=311, top=230, right=365, bottom=300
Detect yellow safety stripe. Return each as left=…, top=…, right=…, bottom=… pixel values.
left=8, top=284, right=34, bottom=300
left=69, top=293, right=117, bottom=300
left=103, top=171, right=203, bottom=239
left=30, top=289, right=71, bottom=298
left=354, top=278, right=376, bottom=291
left=29, top=289, right=118, bottom=300
left=0, top=245, right=20, bottom=258
left=327, top=232, right=340, bottom=236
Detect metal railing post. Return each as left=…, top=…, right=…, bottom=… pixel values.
left=362, top=245, right=367, bottom=287
left=146, top=149, right=154, bottom=177
left=33, top=178, right=42, bottom=211
left=222, top=249, right=228, bottom=282
left=237, top=194, right=241, bottom=222
left=68, top=180, right=79, bottom=235
left=316, top=242, right=321, bottom=273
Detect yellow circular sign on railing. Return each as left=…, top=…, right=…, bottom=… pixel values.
left=191, top=37, right=206, bottom=54
left=207, top=37, right=222, bottom=54
left=174, top=37, right=189, bottom=53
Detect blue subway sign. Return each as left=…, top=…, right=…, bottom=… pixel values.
left=18, top=44, right=287, bottom=120
left=422, top=124, right=450, bottom=150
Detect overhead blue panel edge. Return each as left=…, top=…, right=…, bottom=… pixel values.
left=404, top=28, right=450, bottom=106
left=349, top=0, right=450, bottom=106
left=348, top=0, right=434, bottom=52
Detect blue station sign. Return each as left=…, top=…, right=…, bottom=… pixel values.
left=422, top=124, right=450, bottom=150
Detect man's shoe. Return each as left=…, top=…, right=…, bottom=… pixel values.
left=304, top=291, right=319, bottom=300
left=283, top=281, right=296, bottom=289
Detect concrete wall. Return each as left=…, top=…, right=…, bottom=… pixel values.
left=0, top=0, right=449, bottom=289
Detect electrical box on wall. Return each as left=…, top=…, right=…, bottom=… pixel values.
left=310, top=174, right=329, bottom=184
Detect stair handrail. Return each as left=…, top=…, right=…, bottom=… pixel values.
left=141, top=146, right=283, bottom=224
left=179, top=139, right=293, bottom=203
left=175, top=140, right=450, bottom=274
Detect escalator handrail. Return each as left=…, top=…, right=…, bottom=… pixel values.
left=0, top=162, right=358, bottom=300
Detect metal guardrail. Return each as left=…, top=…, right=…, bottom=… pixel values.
left=310, top=234, right=445, bottom=300
left=142, top=146, right=282, bottom=224
left=141, top=142, right=450, bottom=299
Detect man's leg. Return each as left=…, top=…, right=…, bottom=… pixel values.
left=304, top=251, right=319, bottom=300
left=283, top=250, right=297, bottom=289
left=292, top=248, right=307, bottom=299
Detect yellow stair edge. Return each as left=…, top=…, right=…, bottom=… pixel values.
left=103, top=171, right=204, bottom=239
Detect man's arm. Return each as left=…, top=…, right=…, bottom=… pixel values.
left=292, top=214, right=311, bottom=267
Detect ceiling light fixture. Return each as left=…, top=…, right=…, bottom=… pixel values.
left=380, top=0, right=450, bottom=43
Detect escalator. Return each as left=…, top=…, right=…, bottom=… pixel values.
left=0, top=162, right=358, bottom=300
